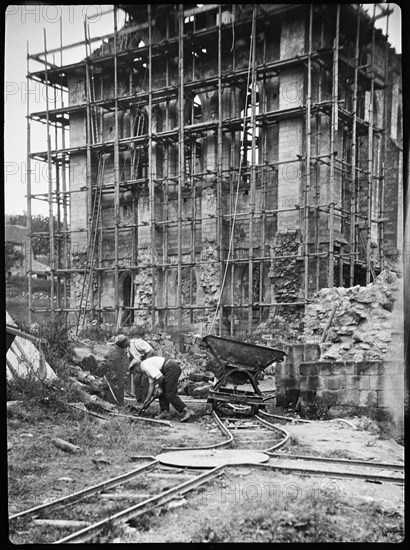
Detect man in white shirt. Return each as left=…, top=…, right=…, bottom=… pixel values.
left=136, top=356, right=194, bottom=422
left=114, top=334, right=155, bottom=401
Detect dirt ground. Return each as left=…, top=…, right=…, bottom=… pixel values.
left=7, top=388, right=405, bottom=544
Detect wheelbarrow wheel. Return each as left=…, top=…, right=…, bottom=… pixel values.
left=250, top=405, right=259, bottom=416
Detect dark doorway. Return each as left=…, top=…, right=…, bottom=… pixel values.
left=122, top=274, right=134, bottom=325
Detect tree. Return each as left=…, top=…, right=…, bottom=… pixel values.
left=6, top=212, right=55, bottom=257
left=5, top=242, right=24, bottom=272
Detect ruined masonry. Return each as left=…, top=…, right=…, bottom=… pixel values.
left=26, top=4, right=402, bottom=339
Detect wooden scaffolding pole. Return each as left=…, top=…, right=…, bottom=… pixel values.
left=248, top=7, right=257, bottom=335
left=314, top=109, right=321, bottom=292
left=43, top=29, right=55, bottom=322
left=177, top=4, right=184, bottom=342
left=60, top=18, right=69, bottom=322
left=366, top=6, right=376, bottom=284
left=190, top=15, right=197, bottom=327
left=217, top=5, right=223, bottom=335
left=260, top=26, right=267, bottom=325
left=148, top=5, right=155, bottom=329
left=328, top=4, right=340, bottom=288
left=380, top=7, right=390, bottom=272
left=349, top=5, right=361, bottom=287
left=304, top=4, right=313, bottom=300
left=113, top=6, right=120, bottom=325
left=164, top=12, right=170, bottom=329
left=26, top=43, right=33, bottom=326
left=54, top=68, right=62, bottom=314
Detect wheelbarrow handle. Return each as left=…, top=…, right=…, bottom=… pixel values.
left=262, top=393, right=276, bottom=402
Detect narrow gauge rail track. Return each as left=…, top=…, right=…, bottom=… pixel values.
left=9, top=408, right=404, bottom=543
left=9, top=459, right=224, bottom=544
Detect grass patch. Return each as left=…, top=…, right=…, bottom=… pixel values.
left=187, top=473, right=404, bottom=543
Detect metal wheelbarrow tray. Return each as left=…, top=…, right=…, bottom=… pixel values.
left=202, top=335, right=287, bottom=414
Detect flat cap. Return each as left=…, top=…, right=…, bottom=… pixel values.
left=114, top=334, right=128, bottom=347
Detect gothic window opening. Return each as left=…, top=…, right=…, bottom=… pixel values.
left=131, top=109, right=147, bottom=179
left=240, top=84, right=260, bottom=171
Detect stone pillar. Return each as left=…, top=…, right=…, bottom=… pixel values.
left=277, top=70, right=304, bottom=231
left=277, top=14, right=305, bottom=232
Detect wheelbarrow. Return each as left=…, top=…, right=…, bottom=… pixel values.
left=202, top=335, right=287, bottom=415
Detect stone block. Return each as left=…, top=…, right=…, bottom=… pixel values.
left=299, top=363, right=319, bottom=376
left=277, top=388, right=300, bottom=408
left=376, top=390, right=387, bottom=407
left=344, top=362, right=358, bottom=375
left=316, top=361, right=333, bottom=375
left=359, top=390, right=377, bottom=407
left=369, top=375, right=384, bottom=391
left=291, top=344, right=305, bottom=367
left=324, top=375, right=346, bottom=390
left=336, top=389, right=359, bottom=406
left=299, top=389, right=316, bottom=404
left=303, top=343, right=321, bottom=362
left=345, top=374, right=361, bottom=389
left=306, top=375, right=321, bottom=390
left=357, top=361, right=385, bottom=376
left=279, top=376, right=298, bottom=389
left=274, top=366, right=285, bottom=382
left=319, top=362, right=346, bottom=376
left=358, top=375, right=370, bottom=391
left=319, top=390, right=338, bottom=406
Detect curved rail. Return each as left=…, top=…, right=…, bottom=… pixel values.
left=258, top=409, right=358, bottom=430
left=209, top=409, right=290, bottom=452
left=254, top=414, right=290, bottom=451
left=163, top=411, right=234, bottom=451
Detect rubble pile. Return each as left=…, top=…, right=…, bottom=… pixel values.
left=252, top=309, right=305, bottom=347
left=303, top=269, right=402, bottom=361
left=68, top=342, right=127, bottom=406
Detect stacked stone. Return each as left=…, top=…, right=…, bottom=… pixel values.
left=269, top=231, right=303, bottom=304
left=303, top=269, right=401, bottom=362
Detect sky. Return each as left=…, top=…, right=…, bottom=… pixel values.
left=4, top=3, right=403, bottom=218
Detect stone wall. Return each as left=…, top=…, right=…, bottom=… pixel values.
left=299, top=360, right=385, bottom=414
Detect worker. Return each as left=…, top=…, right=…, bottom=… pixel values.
left=135, top=355, right=195, bottom=422
left=113, top=334, right=155, bottom=401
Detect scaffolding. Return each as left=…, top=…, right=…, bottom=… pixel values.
left=25, top=4, right=399, bottom=338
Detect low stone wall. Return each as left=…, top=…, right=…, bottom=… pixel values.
left=299, top=360, right=384, bottom=408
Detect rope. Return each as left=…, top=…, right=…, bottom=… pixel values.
left=207, top=7, right=256, bottom=335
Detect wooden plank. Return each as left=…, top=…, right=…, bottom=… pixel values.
left=33, top=519, right=90, bottom=528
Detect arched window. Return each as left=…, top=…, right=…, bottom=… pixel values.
left=131, top=109, right=147, bottom=179
left=193, top=95, right=202, bottom=120
left=185, top=95, right=202, bottom=175
left=240, top=83, right=259, bottom=167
